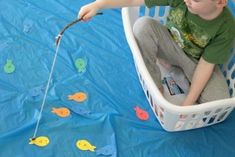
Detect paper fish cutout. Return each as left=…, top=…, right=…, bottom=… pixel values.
left=29, top=86, right=45, bottom=100
left=0, top=40, right=11, bottom=51
left=69, top=106, right=91, bottom=116
left=68, top=92, right=87, bottom=102
left=30, top=87, right=42, bottom=97
left=29, top=136, right=49, bottom=147
left=134, top=106, right=149, bottom=121
left=96, top=145, right=116, bottom=156
left=76, top=139, right=96, bottom=152
left=23, top=19, right=33, bottom=33
left=51, top=107, right=70, bottom=117
left=4, top=59, right=15, bottom=74
left=75, top=58, right=87, bottom=73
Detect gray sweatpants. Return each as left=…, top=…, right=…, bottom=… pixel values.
left=133, top=17, right=230, bottom=103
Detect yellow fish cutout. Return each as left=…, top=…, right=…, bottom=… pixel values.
left=29, top=136, right=49, bottom=147
left=76, top=139, right=96, bottom=152
left=51, top=107, right=70, bottom=117
left=68, top=92, right=87, bottom=103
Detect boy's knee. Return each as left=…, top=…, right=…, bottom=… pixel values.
left=199, top=86, right=230, bottom=103
left=133, top=17, right=156, bottom=38
left=198, top=66, right=231, bottom=103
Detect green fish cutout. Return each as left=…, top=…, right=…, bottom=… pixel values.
left=4, top=59, right=15, bottom=74
left=75, top=58, right=87, bottom=73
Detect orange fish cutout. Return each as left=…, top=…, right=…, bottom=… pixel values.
left=134, top=106, right=149, bottom=121
left=51, top=107, right=70, bottom=117
left=68, top=92, right=87, bottom=103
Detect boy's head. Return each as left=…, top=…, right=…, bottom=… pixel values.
left=184, top=0, right=227, bottom=20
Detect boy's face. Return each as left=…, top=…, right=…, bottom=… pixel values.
left=184, top=0, right=221, bottom=18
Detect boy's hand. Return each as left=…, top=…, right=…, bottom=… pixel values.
left=78, top=2, right=100, bottom=21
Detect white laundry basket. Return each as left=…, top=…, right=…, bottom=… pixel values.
left=122, top=2, right=235, bottom=131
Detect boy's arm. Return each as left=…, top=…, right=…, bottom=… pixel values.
left=78, top=0, right=144, bottom=21
left=182, top=57, right=215, bottom=106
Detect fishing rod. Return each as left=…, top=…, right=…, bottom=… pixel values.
left=31, top=13, right=103, bottom=142
left=55, top=12, right=103, bottom=46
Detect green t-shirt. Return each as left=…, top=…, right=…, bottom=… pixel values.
left=145, top=0, right=235, bottom=64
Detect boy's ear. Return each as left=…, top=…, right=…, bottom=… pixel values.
left=216, top=0, right=227, bottom=8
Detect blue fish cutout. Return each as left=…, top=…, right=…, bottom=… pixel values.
left=96, top=134, right=117, bottom=157
left=23, top=19, right=33, bottom=33
left=0, top=39, right=12, bottom=51
left=96, top=145, right=116, bottom=156
left=28, top=86, right=44, bottom=100
left=69, top=106, right=91, bottom=116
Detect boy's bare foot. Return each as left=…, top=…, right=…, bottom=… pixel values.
left=159, top=86, right=164, bottom=95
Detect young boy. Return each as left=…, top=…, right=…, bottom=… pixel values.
left=78, top=0, right=235, bottom=106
